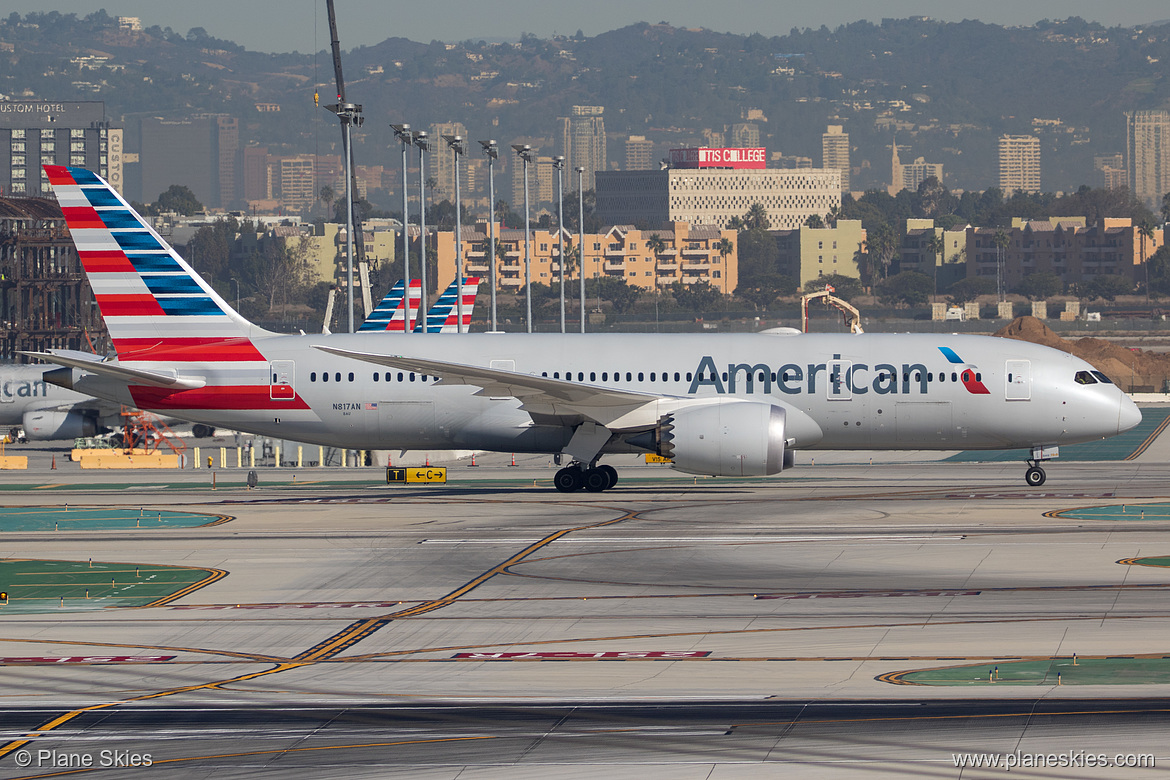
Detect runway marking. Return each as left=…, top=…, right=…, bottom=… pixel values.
left=338, top=612, right=1170, bottom=663
left=0, top=636, right=290, bottom=664
left=0, top=662, right=306, bottom=761
left=1125, top=412, right=1170, bottom=460
left=293, top=507, right=643, bottom=662
left=421, top=534, right=954, bottom=544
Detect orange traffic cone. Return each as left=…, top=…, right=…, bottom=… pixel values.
left=51, top=455, right=56, bottom=470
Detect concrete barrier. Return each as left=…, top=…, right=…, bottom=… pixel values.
left=0, top=456, right=28, bottom=470
left=78, top=453, right=181, bottom=469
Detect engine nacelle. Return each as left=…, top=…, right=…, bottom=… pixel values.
left=23, top=410, right=96, bottom=441
left=660, top=401, right=787, bottom=477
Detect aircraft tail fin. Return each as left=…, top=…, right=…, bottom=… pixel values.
left=44, top=165, right=269, bottom=362
left=416, top=277, right=480, bottom=333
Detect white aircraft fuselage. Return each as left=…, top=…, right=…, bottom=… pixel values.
left=34, top=164, right=1142, bottom=491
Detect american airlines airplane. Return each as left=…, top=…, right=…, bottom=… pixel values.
left=30, top=165, right=1141, bottom=492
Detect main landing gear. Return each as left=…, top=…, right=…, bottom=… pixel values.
left=554, top=463, right=619, bottom=493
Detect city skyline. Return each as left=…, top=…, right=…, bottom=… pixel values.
left=6, top=1, right=1170, bottom=54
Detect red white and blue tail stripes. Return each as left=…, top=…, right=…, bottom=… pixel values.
left=358, top=277, right=479, bottom=333
left=418, top=277, right=479, bottom=333
left=46, top=165, right=263, bottom=363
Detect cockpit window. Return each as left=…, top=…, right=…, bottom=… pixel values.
left=1090, top=371, right=1113, bottom=385
left=1074, top=370, right=1097, bottom=385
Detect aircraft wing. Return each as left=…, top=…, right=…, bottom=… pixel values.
left=20, top=351, right=207, bottom=390
left=314, top=345, right=668, bottom=430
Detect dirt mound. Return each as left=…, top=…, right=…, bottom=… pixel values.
left=993, top=316, right=1071, bottom=353
left=994, top=316, right=1170, bottom=390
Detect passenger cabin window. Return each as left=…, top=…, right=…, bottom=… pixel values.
left=310, top=372, right=317, bottom=382
left=1074, top=370, right=1098, bottom=385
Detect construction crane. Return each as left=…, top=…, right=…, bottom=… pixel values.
left=801, top=287, right=864, bottom=334
left=322, top=0, right=373, bottom=325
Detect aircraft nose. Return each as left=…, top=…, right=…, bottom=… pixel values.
left=1119, top=394, right=1142, bottom=434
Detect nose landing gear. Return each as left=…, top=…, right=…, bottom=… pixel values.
left=1023, top=445, right=1057, bottom=487
left=554, top=462, right=619, bottom=493
left=1024, top=463, right=1046, bottom=487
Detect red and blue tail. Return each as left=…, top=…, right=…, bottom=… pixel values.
left=418, top=277, right=480, bottom=333
left=358, top=279, right=422, bottom=333
left=45, top=165, right=268, bottom=363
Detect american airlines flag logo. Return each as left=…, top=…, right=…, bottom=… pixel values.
left=364, top=402, right=378, bottom=411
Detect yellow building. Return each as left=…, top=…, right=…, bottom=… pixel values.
left=435, top=221, right=738, bottom=294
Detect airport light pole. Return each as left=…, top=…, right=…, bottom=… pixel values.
left=324, top=102, right=363, bottom=332
left=414, top=130, right=430, bottom=328
left=553, top=155, right=566, bottom=333
left=576, top=165, right=586, bottom=333
left=391, top=123, right=413, bottom=333
left=512, top=144, right=535, bottom=332
left=444, top=134, right=467, bottom=332
left=479, top=139, right=499, bottom=331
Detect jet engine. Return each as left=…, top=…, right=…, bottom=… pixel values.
left=23, top=410, right=96, bottom=441
left=657, top=401, right=788, bottom=477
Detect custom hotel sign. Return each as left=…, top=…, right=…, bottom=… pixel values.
left=668, top=147, right=766, bottom=169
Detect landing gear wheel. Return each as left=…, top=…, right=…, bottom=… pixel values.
left=554, top=467, right=584, bottom=493
left=1025, top=466, right=1046, bottom=487
left=599, top=465, right=618, bottom=489
left=584, top=467, right=614, bottom=492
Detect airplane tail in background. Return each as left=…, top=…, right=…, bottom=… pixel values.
left=358, top=279, right=421, bottom=333
left=417, top=277, right=480, bottom=333
left=44, top=165, right=268, bottom=362
left=359, top=277, right=479, bottom=333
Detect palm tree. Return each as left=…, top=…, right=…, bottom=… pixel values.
left=1139, top=218, right=1156, bottom=305
left=993, top=229, right=1010, bottom=303
left=925, top=231, right=946, bottom=301
left=715, top=237, right=733, bottom=295
left=646, top=233, right=667, bottom=293
left=743, top=203, right=770, bottom=231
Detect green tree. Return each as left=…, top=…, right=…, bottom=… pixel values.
left=804, top=213, right=825, bottom=229
left=802, top=274, right=863, bottom=301
left=875, top=271, right=933, bottom=307
left=154, top=184, right=203, bottom=215
left=585, top=275, right=640, bottom=314
left=945, top=277, right=994, bottom=305
left=735, top=273, right=795, bottom=311
left=1013, top=272, right=1062, bottom=301
left=670, top=280, right=724, bottom=312
left=645, top=233, right=667, bottom=292
left=1138, top=218, right=1156, bottom=303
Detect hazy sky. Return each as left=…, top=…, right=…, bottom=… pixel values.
left=8, top=1, right=1170, bottom=53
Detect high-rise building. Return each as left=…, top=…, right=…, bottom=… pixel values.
left=821, top=125, right=850, bottom=191
left=730, top=123, right=760, bottom=148
left=0, top=101, right=117, bottom=197
left=560, top=106, right=606, bottom=190
left=429, top=121, right=468, bottom=200
left=625, top=135, right=654, bottom=170
left=140, top=114, right=238, bottom=209
left=998, top=135, right=1042, bottom=194
left=1125, top=110, right=1170, bottom=209
left=510, top=152, right=556, bottom=208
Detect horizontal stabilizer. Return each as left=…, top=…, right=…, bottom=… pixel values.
left=20, top=351, right=206, bottom=390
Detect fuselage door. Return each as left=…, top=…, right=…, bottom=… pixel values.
left=827, top=358, right=852, bottom=401
left=0, top=379, right=14, bottom=403
left=1005, top=359, right=1031, bottom=401
left=270, top=360, right=295, bottom=401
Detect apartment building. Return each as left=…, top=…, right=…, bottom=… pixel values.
left=434, top=221, right=738, bottom=294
